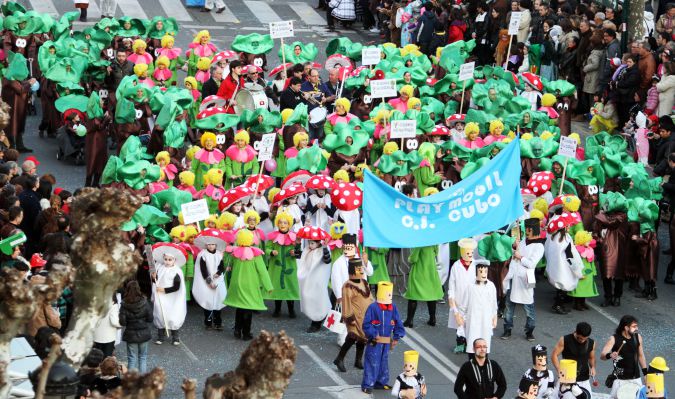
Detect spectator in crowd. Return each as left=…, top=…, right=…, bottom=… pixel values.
left=118, top=280, right=153, bottom=373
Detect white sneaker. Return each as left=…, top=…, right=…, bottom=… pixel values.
left=154, top=340, right=163, bottom=345
left=369, top=27, right=380, bottom=33
left=172, top=340, right=180, bottom=346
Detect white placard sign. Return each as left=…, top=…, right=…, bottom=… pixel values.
left=557, top=136, right=578, bottom=158
left=390, top=120, right=417, bottom=139
left=269, top=20, right=294, bottom=39
left=361, top=48, right=381, bottom=66
left=257, top=133, right=276, bottom=162
left=458, top=62, right=475, bottom=81
left=181, top=199, right=210, bottom=224
left=508, top=12, right=523, bottom=35
left=370, top=78, right=398, bottom=98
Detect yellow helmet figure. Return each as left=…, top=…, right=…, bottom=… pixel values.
left=376, top=281, right=393, bottom=304
left=458, top=238, right=477, bottom=262
left=646, top=373, right=665, bottom=398
left=403, top=351, right=419, bottom=368
left=649, top=357, right=670, bottom=372
left=558, top=359, right=577, bottom=384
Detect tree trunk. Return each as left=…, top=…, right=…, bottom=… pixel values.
left=92, top=369, right=167, bottom=399
left=0, top=257, right=73, bottom=399
left=61, top=188, right=142, bottom=367
left=627, top=0, right=645, bottom=42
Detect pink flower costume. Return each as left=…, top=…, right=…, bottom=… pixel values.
left=388, top=97, right=408, bottom=113
left=225, top=145, right=259, bottom=188
left=459, top=137, right=486, bottom=149
left=128, top=52, right=154, bottom=66
left=482, top=134, right=506, bottom=145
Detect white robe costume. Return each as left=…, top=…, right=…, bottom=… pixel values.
left=307, top=193, right=332, bottom=232
left=297, top=246, right=332, bottom=321
left=544, top=233, right=584, bottom=291
left=503, top=240, right=545, bottom=305
left=152, top=263, right=187, bottom=330
left=436, top=243, right=450, bottom=285
left=191, top=249, right=227, bottom=311
left=334, top=208, right=360, bottom=235
left=464, top=280, right=497, bottom=354
left=447, top=259, right=480, bottom=336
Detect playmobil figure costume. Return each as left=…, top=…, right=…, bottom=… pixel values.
left=391, top=351, right=427, bottom=399
left=333, top=258, right=374, bottom=373
left=331, top=234, right=374, bottom=304
left=557, top=360, right=591, bottom=399
left=517, top=377, right=540, bottom=399
left=447, top=238, right=488, bottom=353
left=361, top=281, right=406, bottom=394
left=461, top=262, right=498, bottom=354
left=502, top=218, right=545, bottom=340
left=637, top=373, right=666, bottom=399
left=191, top=230, right=227, bottom=330
left=523, top=345, right=556, bottom=399
left=224, top=229, right=273, bottom=340
left=151, top=243, right=187, bottom=345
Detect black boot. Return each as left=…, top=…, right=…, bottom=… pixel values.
left=628, top=278, right=641, bottom=292
left=601, top=296, right=613, bottom=307
left=15, top=133, right=32, bottom=153
left=242, top=311, right=253, bottom=340
left=333, top=342, right=351, bottom=372
left=233, top=309, right=243, bottom=339
left=272, top=300, right=282, bottom=317
left=665, top=275, right=675, bottom=285
left=287, top=301, right=296, bottom=319
left=426, top=301, right=437, bottom=326
left=403, top=300, right=417, bottom=328
left=307, top=320, right=323, bottom=333
left=354, top=343, right=364, bottom=369
left=646, top=281, right=658, bottom=300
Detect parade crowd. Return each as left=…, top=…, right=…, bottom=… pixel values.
left=0, top=0, right=674, bottom=397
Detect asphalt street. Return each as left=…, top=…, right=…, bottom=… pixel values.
left=16, top=0, right=675, bottom=397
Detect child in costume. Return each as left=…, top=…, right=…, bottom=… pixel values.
left=284, top=131, right=309, bottom=161
left=483, top=119, right=507, bottom=145
left=569, top=231, right=599, bottom=310
left=333, top=258, right=374, bottom=373
left=460, top=261, right=498, bottom=354
left=156, top=34, right=185, bottom=85
left=128, top=39, right=154, bottom=68
left=177, top=171, right=198, bottom=198
left=545, top=214, right=584, bottom=315
left=638, top=373, right=665, bottom=399
left=265, top=212, right=300, bottom=318
left=324, top=98, right=359, bottom=135
left=306, top=187, right=334, bottom=232
left=192, top=231, right=227, bottom=330
left=277, top=192, right=305, bottom=233
left=403, top=209, right=444, bottom=327
left=413, top=144, right=442, bottom=195
left=459, top=122, right=485, bottom=149
left=391, top=350, right=427, bottom=399
left=297, top=232, right=333, bottom=333
left=170, top=226, right=196, bottom=301
left=191, top=132, right=225, bottom=190
left=155, top=151, right=177, bottom=186
left=361, top=281, right=406, bottom=394
left=224, top=229, right=273, bottom=340
left=631, top=199, right=660, bottom=301
left=187, top=30, right=217, bottom=77
left=240, top=209, right=266, bottom=248
left=557, top=360, right=591, bottom=399
left=388, top=85, right=414, bottom=113
left=151, top=243, right=187, bottom=345
left=197, top=168, right=226, bottom=214
left=523, top=345, right=556, bottom=399
left=328, top=222, right=347, bottom=263
left=194, top=57, right=211, bottom=89
left=517, top=377, right=540, bottom=399
left=152, top=56, right=173, bottom=88
left=225, top=130, right=259, bottom=188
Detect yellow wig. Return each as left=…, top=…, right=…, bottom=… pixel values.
left=217, top=212, right=238, bottom=230
left=179, top=170, right=195, bottom=187
left=464, top=122, right=480, bottom=137
left=184, top=76, right=198, bottom=90
left=489, top=119, right=504, bottom=135
left=407, top=97, right=421, bottom=110
left=574, top=230, right=592, bottom=246
left=532, top=197, right=548, bottom=216
left=155, top=55, right=170, bottom=69
left=197, top=57, right=211, bottom=71
left=192, top=30, right=210, bottom=44
left=155, top=151, right=170, bottom=165
left=373, top=109, right=390, bottom=125
left=186, top=145, right=200, bottom=161
left=333, top=170, right=350, bottom=183
left=235, top=229, right=254, bottom=247
left=169, top=225, right=187, bottom=241
left=200, top=132, right=216, bottom=147
left=161, top=33, right=174, bottom=48
left=132, top=39, right=147, bottom=52
left=234, top=130, right=250, bottom=144
left=185, top=225, right=198, bottom=240
left=423, top=187, right=439, bottom=197
left=529, top=209, right=545, bottom=220
left=568, top=132, right=581, bottom=145
left=293, top=131, right=309, bottom=147
left=383, top=141, right=399, bottom=155
left=133, top=63, right=148, bottom=77
left=244, top=209, right=261, bottom=225
left=281, top=108, right=294, bottom=124
left=205, top=168, right=224, bottom=186
left=542, top=93, right=556, bottom=107
left=274, top=211, right=295, bottom=228
left=399, top=85, right=414, bottom=98
left=268, top=187, right=281, bottom=203
left=205, top=214, right=218, bottom=227
left=335, top=97, right=351, bottom=113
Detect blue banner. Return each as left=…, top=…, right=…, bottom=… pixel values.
left=363, top=139, right=524, bottom=248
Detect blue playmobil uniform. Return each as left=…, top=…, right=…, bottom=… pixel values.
left=361, top=302, right=406, bottom=390
left=637, top=386, right=668, bottom=399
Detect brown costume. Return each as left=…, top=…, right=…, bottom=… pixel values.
left=624, top=222, right=642, bottom=279
left=634, top=231, right=659, bottom=281
left=341, top=279, right=373, bottom=342
left=1, top=78, right=31, bottom=147
left=327, top=148, right=367, bottom=178
left=593, top=211, right=627, bottom=279
left=85, top=114, right=111, bottom=187
left=38, top=78, right=61, bottom=136
left=574, top=182, right=600, bottom=230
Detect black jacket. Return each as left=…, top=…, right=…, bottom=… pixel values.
left=201, top=78, right=220, bottom=99
left=118, top=298, right=153, bottom=343
left=454, top=358, right=507, bottom=399
left=615, top=65, right=640, bottom=103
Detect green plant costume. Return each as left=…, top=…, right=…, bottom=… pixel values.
left=405, top=245, right=443, bottom=301
left=223, top=253, right=273, bottom=311
left=264, top=232, right=300, bottom=300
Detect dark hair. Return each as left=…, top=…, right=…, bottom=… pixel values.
left=401, top=184, right=416, bottom=196
left=627, top=54, right=638, bottom=64
left=57, top=215, right=70, bottom=231
left=116, top=48, right=127, bottom=55
left=575, top=321, right=592, bottom=337
left=99, top=357, right=119, bottom=376
left=25, top=175, right=38, bottom=190
left=123, top=280, right=145, bottom=303
left=658, top=31, right=671, bottom=42
left=668, top=152, right=675, bottom=163
left=8, top=205, right=23, bottom=221
left=520, top=0, right=532, bottom=10
left=58, top=190, right=72, bottom=202
left=473, top=338, right=486, bottom=348
left=34, top=326, right=59, bottom=359
left=3, top=149, right=19, bottom=162
left=229, top=60, right=243, bottom=70
left=292, top=63, right=305, bottom=74
left=604, top=28, right=617, bottom=38
left=289, top=76, right=303, bottom=86
left=2, top=195, right=19, bottom=211
left=83, top=348, right=105, bottom=368
left=0, top=174, right=8, bottom=188
left=615, top=315, right=638, bottom=335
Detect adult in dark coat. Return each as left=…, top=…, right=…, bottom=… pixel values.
left=200, top=64, right=223, bottom=98
left=118, top=281, right=153, bottom=373
left=18, top=175, right=41, bottom=256
left=614, top=55, right=640, bottom=128
left=414, top=6, right=438, bottom=55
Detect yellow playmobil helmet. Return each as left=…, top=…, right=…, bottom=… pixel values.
left=649, top=357, right=669, bottom=371
left=403, top=351, right=419, bottom=367
left=376, top=281, right=393, bottom=304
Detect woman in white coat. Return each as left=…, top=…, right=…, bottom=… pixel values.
left=297, top=231, right=333, bottom=333
left=93, top=295, right=122, bottom=357
left=544, top=215, right=583, bottom=315
left=656, top=62, right=675, bottom=117
left=151, top=243, right=188, bottom=346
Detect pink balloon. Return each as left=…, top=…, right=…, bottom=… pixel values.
left=265, top=159, right=277, bottom=172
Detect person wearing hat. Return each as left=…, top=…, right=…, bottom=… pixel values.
left=638, top=372, right=667, bottom=399
left=501, top=218, right=545, bottom=341
left=523, top=345, right=556, bottom=399
left=360, top=281, right=405, bottom=394
left=331, top=233, right=374, bottom=307
left=191, top=234, right=226, bottom=331
left=333, top=257, right=373, bottom=372
left=544, top=213, right=584, bottom=315
left=454, top=338, right=508, bottom=398
left=448, top=237, right=488, bottom=354
left=217, top=60, right=244, bottom=114
left=647, top=356, right=670, bottom=374
left=392, top=350, right=427, bottom=399
left=297, top=235, right=333, bottom=333
left=150, top=244, right=187, bottom=346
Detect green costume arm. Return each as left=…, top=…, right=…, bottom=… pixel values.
left=324, top=120, right=334, bottom=135
left=225, top=157, right=234, bottom=177
left=418, top=166, right=441, bottom=185
left=255, top=256, right=274, bottom=292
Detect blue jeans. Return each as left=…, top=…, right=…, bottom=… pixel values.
left=127, top=342, right=149, bottom=373
left=503, top=290, right=536, bottom=332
